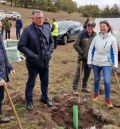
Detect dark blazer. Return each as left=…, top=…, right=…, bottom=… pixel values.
left=17, top=23, right=54, bottom=68
left=0, top=38, right=13, bottom=81
left=16, top=19, right=23, bottom=29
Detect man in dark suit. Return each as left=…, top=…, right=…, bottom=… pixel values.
left=17, top=10, right=54, bottom=110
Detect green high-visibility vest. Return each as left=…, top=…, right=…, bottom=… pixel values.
left=51, top=22, right=59, bottom=36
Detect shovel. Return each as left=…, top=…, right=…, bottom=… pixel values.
left=73, top=61, right=83, bottom=129
left=78, top=61, right=83, bottom=103
left=114, top=71, right=120, bottom=89
left=4, top=84, right=23, bottom=129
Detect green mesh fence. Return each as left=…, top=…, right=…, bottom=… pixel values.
left=6, top=39, right=19, bottom=47
left=6, top=46, right=22, bottom=63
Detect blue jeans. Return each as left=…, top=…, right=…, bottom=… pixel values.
left=25, top=66, right=49, bottom=103
left=93, top=65, right=112, bottom=100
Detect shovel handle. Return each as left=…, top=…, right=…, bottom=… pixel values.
left=4, top=84, right=23, bottom=129
left=114, top=71, right=120, bottom=89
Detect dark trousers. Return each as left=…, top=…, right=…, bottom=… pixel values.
left=73, top=59, right=91, bottom=90
left=118, top=51, right=120, bottom=62
left=5, top=30, right=10, bottom=39
left=53, top=36, right=58, bottom=49
left=16, top=28, right=21, bottom=39
left=25, top=66, right=49, bottom=103
left=0, top=87, right=4, bottom=114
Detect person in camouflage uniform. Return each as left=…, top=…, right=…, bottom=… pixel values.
left=4, top=18, right=12, bottom=39
left=72, top=21, right=96, bottom=95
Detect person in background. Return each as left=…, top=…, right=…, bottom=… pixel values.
left=0, top=20, right=15, bottom=123
left=4, top=18, right=12, bottom=39
left=18, top=10, right=54, bottom=110
left=15, top=16, right=23, bottom=39
left=88, top=20, right=118, bottom=108
left=43, top=19, right=51, bottom=30
left=72, top=21, right=96, bottom=95
left=51, top=18, right=59, bottom=49
left=83, top=18, right=89, bottom=30
left=1, top=19, right=4, bottom=36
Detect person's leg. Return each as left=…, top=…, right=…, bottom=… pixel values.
left=25, top=68, right=38, bottom=103
left=72, top=59, right=80, bottom=91
left=82, top=60, right=91, bottom=89
left=102, top=66, right=112, bottom=100
left=16, top=28, right=18, bottom=39
left=39, top=67, right=49, bottom=101
left=8, top=30, right=10, bottom=39
left=53, top=36, right=57, bottom=49
left=93, top=65, right=101, bottom=95
left=0, top=87, right=4, bottom=114
left=5, top=30, right=7, bottom=39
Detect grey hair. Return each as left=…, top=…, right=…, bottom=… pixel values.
left=32, top=10, right=43, bottom=16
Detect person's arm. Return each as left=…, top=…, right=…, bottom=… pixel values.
left=17, top=29, right=37, bottom=58
left=49, top=33, right=54, bottom=54
left=20, top=20, right=23, bottom=28
left=87, top=37, right=96, bottom=65
left=51, top=24, right=55, bottom=32
left=1, top=41, right=15, bottom=75
left=112, top=38, right=118, bottom=68
left=73, top=33, right=84, bottom=55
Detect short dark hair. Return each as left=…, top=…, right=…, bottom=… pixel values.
left=100, top=20, right=112, bottom=33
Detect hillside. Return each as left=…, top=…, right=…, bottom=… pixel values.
left=0, top=4, right=120, bottom=129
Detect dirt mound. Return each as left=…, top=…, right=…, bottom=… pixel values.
left=51, top=94, right=106, bottom=129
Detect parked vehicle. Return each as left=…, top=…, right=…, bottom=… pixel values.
left=0, top=10, right=4, bottom=13
left=57, top=20, right=83, bottom=45
left=0, top=0, right=7, bottom=4
left=6, top=11, right=21, bottom=20
left=0, top=12, right=6, bottom=20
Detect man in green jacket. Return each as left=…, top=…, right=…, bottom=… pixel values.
left=4, top=18, right=12, bottom=39
left=72, top=21, right=96, bottom=95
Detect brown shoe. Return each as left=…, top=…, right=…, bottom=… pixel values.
left=92, top=94, right=99, bottom=102
left=81, top=88, right=91, bottom=93
left=105, top=99, right=113, bottom=109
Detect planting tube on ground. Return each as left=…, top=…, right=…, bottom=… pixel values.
left=73, top=105, right=78, bottom=129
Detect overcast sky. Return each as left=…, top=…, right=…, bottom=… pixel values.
left=73, top=0, right=120, bottom=8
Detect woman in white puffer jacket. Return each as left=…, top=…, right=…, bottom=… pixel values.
left=88, top=20, right=118, bottom=108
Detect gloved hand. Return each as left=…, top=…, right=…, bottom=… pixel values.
left=88, top=64, right=93, bottom=69
left=81, top=52, right=86, bottom=61
left=112, top=67, right=117, bottom=72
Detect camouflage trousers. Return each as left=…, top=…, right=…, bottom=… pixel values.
left=72, top=59, right=91, bottom=90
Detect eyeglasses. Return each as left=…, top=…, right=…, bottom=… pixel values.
left=36, top=17, right=44, bottom=20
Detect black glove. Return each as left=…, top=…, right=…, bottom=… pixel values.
left=81, top=52, right=86, bottom=61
